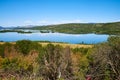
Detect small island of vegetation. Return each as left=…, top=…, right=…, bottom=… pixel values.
left=0, top=30, right=32, bottom=33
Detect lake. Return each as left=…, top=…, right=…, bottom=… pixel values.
left=0, top=32, right=109, bottom=44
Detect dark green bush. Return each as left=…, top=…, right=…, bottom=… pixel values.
left=0, top=44, right=4, bottom=57
left=0, top=42, right=12, bottom=57
left=30, top=42, right=42, bottom=52
left=72, top=47, right=90, bottom=55
left=16, top=40, right=32, bottom=55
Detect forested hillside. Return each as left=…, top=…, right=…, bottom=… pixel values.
left=32, top=22, right=120, bottom=34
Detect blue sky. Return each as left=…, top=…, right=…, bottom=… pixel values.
left=0, top=0, right=120, bottom=26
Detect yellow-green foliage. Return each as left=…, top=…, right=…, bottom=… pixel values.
left=0, top=40, right=93, bottom=79
left=1, top=57, right=33, bottom=73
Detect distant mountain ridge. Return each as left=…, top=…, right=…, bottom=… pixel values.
left=0, top=26, right=4, bottom=29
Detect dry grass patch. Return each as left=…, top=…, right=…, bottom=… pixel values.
left=39, top=42, right=93, bottom=48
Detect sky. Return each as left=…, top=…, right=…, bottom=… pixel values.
left=0, top=0, right=120, bottom=27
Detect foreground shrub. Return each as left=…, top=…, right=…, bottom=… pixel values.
left=0, top=57, right=33, bottom=78
left=87, top=36, right=120, bottom=80
left=0, top=44, right=4, bottom=57
left=37, top=44, right=75, bottom=80
left=16, top=40, right=32, bottom=55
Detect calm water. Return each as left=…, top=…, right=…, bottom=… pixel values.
left=0, top=32, right=109, bottom=44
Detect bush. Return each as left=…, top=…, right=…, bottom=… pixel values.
left=0, top=44, right=4, bottom=57
left=30, top=42, right=42, bottom=52
left=16, top=40, right=32, bottom=55
left=1, top=57, right=33, bottom=76
left=1, top=58, right=19, bottom=72
left=87, top=36, right=120, bottom=80
left=72, top=47, right=90, bottom=55
left=37, top=44, right=74, bottom=80
left=0, top=42, right=13, bottom=58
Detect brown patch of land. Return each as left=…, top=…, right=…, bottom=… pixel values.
left=38, top=42, right=93, bottom=48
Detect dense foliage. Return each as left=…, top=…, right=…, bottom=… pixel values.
left=16, top=40, right=32, bottom=55
left=37, top=44, right=74, bottom=80
left=0, top=36, right=119, bottom=80
left=0, top=40, right=91, bottom=80
left=87, top=36, right=120, bottom=80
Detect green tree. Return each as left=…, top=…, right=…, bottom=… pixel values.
left=30, top=42, right=42, bottom=51
left=16, top=40, right=32, bottom=55
left=0, top=44, right=4, bottom=57
left=0, top=42, right=12, bottom=57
